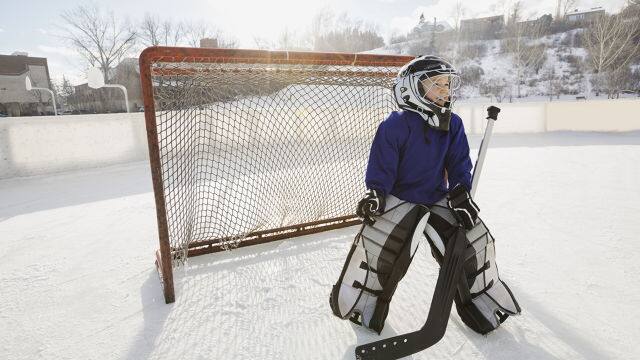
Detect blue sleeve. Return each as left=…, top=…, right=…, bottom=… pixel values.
left=365, top=113, right=407, bottom=196
left=445, top=115, right=473, bottom=192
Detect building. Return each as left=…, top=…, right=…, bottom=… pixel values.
left=0, top=53, right=54, bottom=116
left=67, top=58, right=143, bottom=114
left=110, top=58, right=143, bottom=111
left=565, top=7, right=606, bottom=22
left=200, top=38, right=219, bottom=48
left=415, top=19, right=453, bottom=33
left=517, top=14, right=553, bottom=33
left=460, top=15, right=505, bottom=39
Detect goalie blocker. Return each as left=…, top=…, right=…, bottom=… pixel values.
left=330, top=194, right=520, bottom=337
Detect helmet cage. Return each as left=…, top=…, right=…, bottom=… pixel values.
left=411, top=69, right=461, bottom=113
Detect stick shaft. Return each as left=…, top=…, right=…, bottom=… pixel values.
left=470, top=117, right=496, bottom=198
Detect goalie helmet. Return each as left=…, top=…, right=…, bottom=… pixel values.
left=393, top=55, right=461, bottom=131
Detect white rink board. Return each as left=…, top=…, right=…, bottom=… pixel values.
left=1, top=99, right=639, bottom=179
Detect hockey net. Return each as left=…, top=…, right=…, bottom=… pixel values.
left=140, top=47, right=411, bottom=302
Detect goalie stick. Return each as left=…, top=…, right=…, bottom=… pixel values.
left=354, top=106, right=501, bottom=360
left=355, top=226, right=466, bottom=360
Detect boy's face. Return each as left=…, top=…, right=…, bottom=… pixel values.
left=421, top=74, right=451, bottom=107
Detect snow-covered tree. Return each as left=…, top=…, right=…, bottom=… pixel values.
left=57, top=76, right=75, bottom=109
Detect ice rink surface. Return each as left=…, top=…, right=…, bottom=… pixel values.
left=1, top=131, right=639, bottom=360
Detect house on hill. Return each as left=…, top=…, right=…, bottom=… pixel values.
left=460, top=15, right=505, bottom=39
left=517, top=14, right=553, bottom=33
left=565, top=7, right=606, bottom=22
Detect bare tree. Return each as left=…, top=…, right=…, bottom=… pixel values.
left=253, top=36, right=274, bottom=50
left=218, top=37, right=238, bottom=49
left=501, top=11, right=548, bottom=97
left=161, top=20, right=184, bottom=46
left=600, top=65, right=640, bottom=98
left=556, top=0, right=579, bottom=19
left=314, top=25, right=384, bottom=52
left=274, top=28, right=311, bottom=51
left=140, top=14, right=161, bottom=46
left=183, top=21, right=214, bottom=47
left=448, top=0, right=466, bottom=64
left=60, top=4, right=137, bottom=82
left=542, top=65, right=563, bottom=100
left=310, top=10, right=384, bottom=52
left=183, top=21, right=237, bottom=48
left=139, top=14, right=184, bottom=46
left=561, top=0, right=579, bottom=19
left=278, top=28, right=294, bottom=50
left=451, top=0, right=465, bottom=32
left=584, top=12, right=640, bottom=95
left=508, top=1, right=524, bottom=25
left=479, top=77, right=511, bottom=103
left=310, top=7, right=335, bottom=47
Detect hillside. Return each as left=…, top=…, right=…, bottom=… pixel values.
left=365, top=28, right=640, bottom=103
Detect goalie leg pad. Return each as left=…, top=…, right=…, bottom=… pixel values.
left=424, top=199, right=521, bottom=335
left=330, top=195, right=429, bottom=334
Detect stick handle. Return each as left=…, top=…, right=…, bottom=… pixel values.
left=470, top=106, right=500, bottom=198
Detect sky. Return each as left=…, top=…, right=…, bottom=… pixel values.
left=0, top=0, right=628, bottom=85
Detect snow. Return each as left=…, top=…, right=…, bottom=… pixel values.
left=2, top=132, right=640, bottom=359
left=365, top=28, right=640, bottom=102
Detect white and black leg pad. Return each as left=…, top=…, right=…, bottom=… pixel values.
left=330, top=195, right=429, bottom=334
left=424, top=198, right=521, bottom=334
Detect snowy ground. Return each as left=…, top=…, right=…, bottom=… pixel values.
left=2, top=132, right=640, bottom=360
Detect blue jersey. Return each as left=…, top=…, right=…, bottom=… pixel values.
left=365, top=110, right=472, bottom=206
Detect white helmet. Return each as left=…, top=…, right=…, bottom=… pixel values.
left=393, top=55, right=461, bottom=131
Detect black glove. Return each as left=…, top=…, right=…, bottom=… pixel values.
left=447, top=184, right=480, bottom=230
left=356, top=189, right=385, bottom=225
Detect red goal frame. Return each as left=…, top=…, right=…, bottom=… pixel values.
left=139, top=46, right=412, bottom=303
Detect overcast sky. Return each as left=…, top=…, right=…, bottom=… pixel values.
left=0, top=0, right=627, bottom=85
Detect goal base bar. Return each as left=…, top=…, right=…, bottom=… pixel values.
left=155, top=215, right=361, bottom=303
left=185, top=215, right=361, bottom=257
left=155, top=249, right=176, bottom=303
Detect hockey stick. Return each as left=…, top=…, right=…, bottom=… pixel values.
left=470, top=106, right=500, bottom=198
left=354, top=106, right=501, bottom=360
left=355, top=227, right=466, bottom=360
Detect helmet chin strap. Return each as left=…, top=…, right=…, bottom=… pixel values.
left=424, top=105, right=451, bottom=132
left=406, top=101, right=451, bottom=132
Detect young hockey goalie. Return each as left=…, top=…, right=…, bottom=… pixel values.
left=330, top=55, right=521, bottom=336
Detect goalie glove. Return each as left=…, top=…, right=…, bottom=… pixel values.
left=447, top=184, right=480, bottom=230
left=356, top=189, right=385, bottom=225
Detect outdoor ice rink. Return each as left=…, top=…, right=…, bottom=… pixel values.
left=1, top=131, right=639, bottom=359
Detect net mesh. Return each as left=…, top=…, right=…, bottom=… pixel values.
left=149, top=57, right=401, bottom=264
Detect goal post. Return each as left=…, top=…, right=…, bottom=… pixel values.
left=139, top=46, right=412, bottom=303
